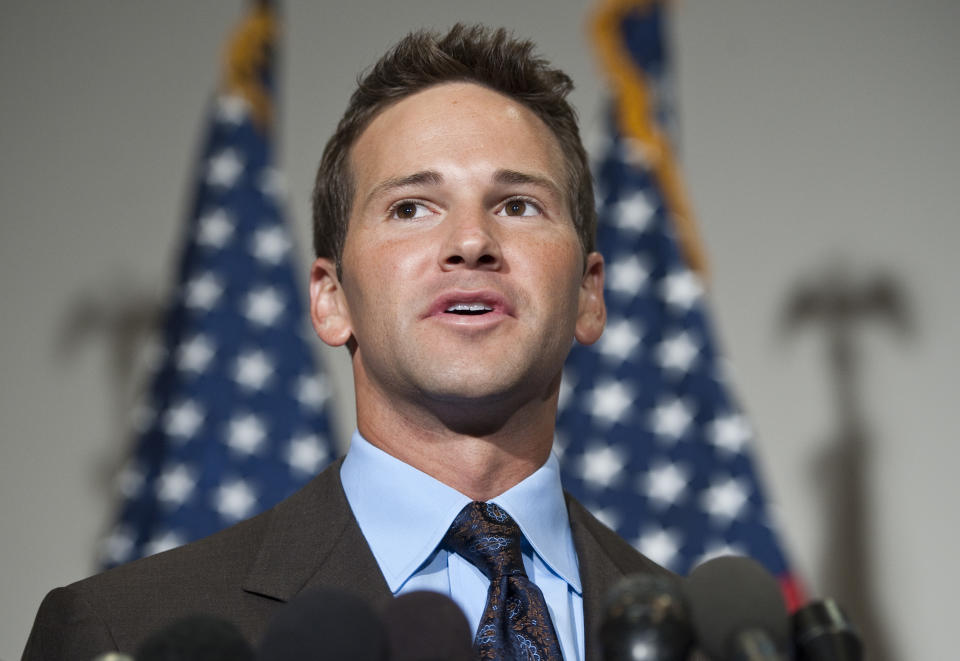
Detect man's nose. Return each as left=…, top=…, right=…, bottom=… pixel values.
left=439, top=209, right=503, bottom=271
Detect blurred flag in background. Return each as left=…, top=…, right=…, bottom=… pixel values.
left=557, top=0, right=802, bottom=608
left=100, top=1, right=336, bottom=568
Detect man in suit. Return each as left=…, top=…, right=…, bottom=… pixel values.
left=24, top=24, right=669, bottom=661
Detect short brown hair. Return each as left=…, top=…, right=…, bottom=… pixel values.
left=311, top=23, right=596, bottom=275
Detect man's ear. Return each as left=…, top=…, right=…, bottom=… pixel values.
left=309, top=257, right=353, bottom=347
left=574, top=251, right=606, bottom=346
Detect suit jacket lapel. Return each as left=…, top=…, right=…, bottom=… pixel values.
left=567, top=493, right=673, bottom=661
left=242, top=459, right=392, bottom=609
left=569, top=499, right=622, bottom=661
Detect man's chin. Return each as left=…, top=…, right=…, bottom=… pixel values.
left=419, top=374, right=518, bottom=406
left=417, top=366, right=557, bottom=421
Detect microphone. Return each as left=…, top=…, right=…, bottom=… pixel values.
left=683, top=555, right=789, bottom=661
left=381, top=590, right=474, bottom=661
left=598, top=574, right=693, bottom=661
left=257, top=587, right=389, bottom=660
left=135, top=613, right=255, bottom=661
left=792, top=599, right=862, bottom=661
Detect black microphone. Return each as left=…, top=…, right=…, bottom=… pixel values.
left=683, top=555, right=789, bottom=661
left=792, top=599, right=862, bottom=661
left=381, top=590, right=474, bottom=661
left=257, top=587, right=389, bottom=660
left=599, top=574, right=694, bottom=661
left=135, top=613, right=255, bottom=661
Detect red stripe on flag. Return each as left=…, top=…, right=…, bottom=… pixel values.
left=779, top=573, right=807, bottom=613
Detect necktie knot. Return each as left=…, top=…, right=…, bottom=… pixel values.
left=444, top=501, right=526, bottom=580
left=443, top=501, right=564, bottom=660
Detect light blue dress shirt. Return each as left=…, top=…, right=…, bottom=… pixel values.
left=340, top=431, right=584, bottom=661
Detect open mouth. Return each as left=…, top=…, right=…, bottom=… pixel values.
left=428, top=290, right=511, bottom=320
left=445, top=303, right=494, bottom=316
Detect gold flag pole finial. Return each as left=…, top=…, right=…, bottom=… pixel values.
left=590, top=0, right=709, bottom=279
left=221, top=2, right=278, bottom=131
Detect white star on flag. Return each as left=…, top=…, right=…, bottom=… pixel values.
left=607, top=255, right=649, bottom=297
left=184, top=273, right=224, bottom=311
left=642, top=462, right=689, bottom=507
left=697, top=541, right=747, bottom=566
left=196, top=209, right=235, bottom=248
left=144, top=530, right=185, bottom=557
left=286, top=433, right=330, bottom=475
left=579, top=444, right=627, bottom=489
left=619, top=136, right=654, bottom=168
left=663, top=270, right=703, bottom=310
left=176, top=334, right=216, bottom=374
left=206, top=148, right=244, bottom=188
left=215, top=94, right=248, bottom=125
left=703, top=477, right=750, bottom=522
left=215, top=478, right=257, bottom=522
left=115, top=462, right=145, bottom=499
left=156, top=464, right=197, bottom=506
left=243, top=287, right=285, bottom=327
left=257, top=167, right=287, bottom=199
left=588, top=380, right=634, bottom=426
left=295, top=375, right=330, bottom=411
left=226, top=413, right=267, bottom=456
left=234, top=350, right=274, bottom=391
left=636, top=528, right=681, bottom=569
left=557, top=371, right=576, bottom=413
left=652, top=398, right=694, bottom=441
left=551, top=432, right=569, bottom=461
left=163, top=400, right=204, bottom=440
left=100, top=526, right=135, bottom=565
left=250, top=226, right=291, bottom=265
left=613, top=190, right=656, bottom=233
left=656, top=331, right=699, bottom=373
left=588, top=506, right=622, bottom=530
left=597, top=318, right=642, bottom=363
left=710, top=413, right=752, bottom=455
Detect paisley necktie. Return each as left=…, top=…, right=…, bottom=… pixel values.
left=444, top=501, right=564, bottom=660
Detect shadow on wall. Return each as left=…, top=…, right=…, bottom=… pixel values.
left=56, top=272, right=164, bottom=568
left=781, top=260, right=910, bottom=661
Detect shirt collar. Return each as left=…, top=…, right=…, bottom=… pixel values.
left=491, top=452, right=582, bottom=593
left=339, top=431, right=581, bottom=594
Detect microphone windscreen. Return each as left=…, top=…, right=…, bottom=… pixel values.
left=257, top=587, right=388, bottom=661
left=135, top=613, right=254, bottom=661
left=683, top=555, right=789, bottom=660
left=382, top=590, right=474, bottom=661
left=792, top=599, right=863, bottom=661
left=600, top=574, right=693, bottom=661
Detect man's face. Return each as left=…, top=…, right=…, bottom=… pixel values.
left=313, top=82, right=604, bottom=414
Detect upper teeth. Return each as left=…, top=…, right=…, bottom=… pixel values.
left=447, top=303, right=492, bottom=312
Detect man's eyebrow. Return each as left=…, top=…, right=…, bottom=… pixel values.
left=493, top=169, right=563, bottom=199
left=366, top=170, right=444, bottom=204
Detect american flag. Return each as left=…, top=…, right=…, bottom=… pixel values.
left=557, top=0, right=802, bottom=607
left=100, top=2, right=336, bottom=568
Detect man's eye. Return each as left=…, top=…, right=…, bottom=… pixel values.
left=391, top=202, right=430, bottom=220
left=498, top=198, right=541, bottom=217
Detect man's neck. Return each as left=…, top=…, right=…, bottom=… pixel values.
left=357, top=424, right=553, bottom=502
left=353, top=378, right=560, bottom=502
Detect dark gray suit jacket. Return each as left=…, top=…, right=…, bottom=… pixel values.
left=23, top=459, right=669, bottom=661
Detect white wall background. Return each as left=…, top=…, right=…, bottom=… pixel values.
left=2, top=1, right=957, bottom=658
